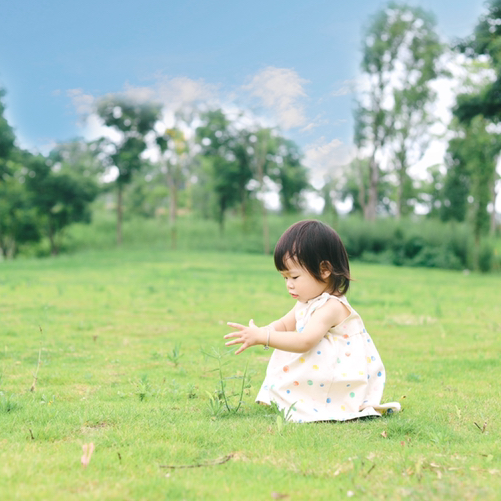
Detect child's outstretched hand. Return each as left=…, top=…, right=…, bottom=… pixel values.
left=225, top=319, right=265, bottom=355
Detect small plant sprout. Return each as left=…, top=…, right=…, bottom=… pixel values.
left=30, top=328, right=43, bottom=392
left=205, top=389, right=225, bottom=418
left=201, top=347, right=251, bottom=416
left=135, top=374, right=152, bottom=401
left=269, top=401, right=296, bottom=433
left=167, top=343, right=184, bottom=367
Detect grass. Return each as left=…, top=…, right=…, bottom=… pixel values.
left=0, top=248, right=500, bottom=500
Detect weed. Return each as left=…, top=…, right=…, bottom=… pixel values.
left=166, top=343, right=184, bottom=367
left=268, top=401, right=296, bottom=433
left=30, top=329, right=43, bottom=392
left=40, top=394, right=56, bottom=405
left=205, top=389, right=225, bottom=418
left=201, top=347, right=251, bottom=416
left=0, top=391, right=18, bottom=413
left=133, top=374, right=165, bottom=401
left=186, top=383, right=197, bottom=399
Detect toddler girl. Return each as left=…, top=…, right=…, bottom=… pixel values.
left=225, top=220, right=400, bottom=423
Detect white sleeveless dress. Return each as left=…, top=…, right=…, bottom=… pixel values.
left=255, top=293, right=400, bottom=423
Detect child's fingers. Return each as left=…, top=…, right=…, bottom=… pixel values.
left=224, top=332, right=241, bottom=339
left=225, top=338, right=242, bottom=347
left=234, top=345, right=247, bottom=355
left=227, top=322, right=244, bottom=330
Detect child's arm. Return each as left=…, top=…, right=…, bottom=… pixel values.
left=266, top=307, right=297, bottom=332
left=225, top=298, right=349, bottom=355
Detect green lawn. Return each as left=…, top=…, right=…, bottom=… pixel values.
left=0, top=249, right=499, bottom=500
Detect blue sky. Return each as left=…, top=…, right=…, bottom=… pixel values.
left=0, top=0, right=487, bottom=163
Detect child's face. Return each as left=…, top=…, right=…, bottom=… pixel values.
left=279, top=257, right=330, bottom=303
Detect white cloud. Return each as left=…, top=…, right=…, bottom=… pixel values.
left=66, top=88, right=95, bottom=116
left=67, top=76, right=220, bottom=145
left=242, top=66, right=309, bottom=130
left=331, top=79, right=357, bottom=97
left=303, top=137, right=356, bottom=186
left=123, top=76, right=219, bottom=108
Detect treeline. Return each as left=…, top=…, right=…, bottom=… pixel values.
left=0, top=1, right=500, bottom=271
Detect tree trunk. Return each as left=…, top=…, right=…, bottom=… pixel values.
left=240, top=186, right=247, bottom=228
left=366, top=154, right=379, bottom=221
left=256, top=157, right=270, bottom=255
left=356, top=157, right=367, bottom=218
left=395, top=147, right=407, bottom=220
left=396, top=163, right=404, bottom=220
left=117, top=183, right=123, bottom=246
left=490, top=165, right=498, bottom=236
left=218, top=196, right=226, bottom=235
left=168, top=170, right=177, bottom=250
left=48, top=220, right=58, bottom=256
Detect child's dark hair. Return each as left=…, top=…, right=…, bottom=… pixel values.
left=274, top=220, right=351, bottom=296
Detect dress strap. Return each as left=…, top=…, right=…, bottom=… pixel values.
left=326, top=294, right=353, bottom=313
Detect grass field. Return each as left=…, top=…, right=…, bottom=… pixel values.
left=0, top=248, right=500, bottom=500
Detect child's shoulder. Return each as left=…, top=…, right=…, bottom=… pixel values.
left=315, top=294, right=351, bottom=327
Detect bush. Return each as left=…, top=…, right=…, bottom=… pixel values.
left=410, top=245, right=463, bottom=270
left=478, top=239, right=494, bottom=273
left=12, top=210, right=500, bottom=273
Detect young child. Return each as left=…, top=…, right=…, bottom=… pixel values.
left=225, top=220, right=400, bottom=423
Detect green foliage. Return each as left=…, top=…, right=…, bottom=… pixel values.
left=455, top=0, right=501, bottom=123
left=166, top=343, right=184, bottom=367
left=336, top=216, right=478, bottom=270
left=195, top=109, right=308, bottom=229
left=443, top=118, right=500, bottom=238
left=55, top=212, right=500, bottom=272
left=202, top=347, right=251, bottom=416
left=24, top=153, right=99, bottom=255
left=0, top=88, right=15, bottom=169
left=96, top=96, right=162, bottom=244
left=357, top=2, right=444, bottom=218
left=268, top=137, right=309, bottom=213
left=0, top=163, right=41, bottom=257
left=196, top=109, right=246, bottom=228
left=478, top=238, right=495, bottom=272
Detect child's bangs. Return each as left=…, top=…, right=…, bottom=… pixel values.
left=274, top=233, right=302, bottom=271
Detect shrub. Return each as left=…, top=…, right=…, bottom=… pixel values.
left=410, top=245, right=463, bottom=270
left=478, top=239, right=494, bottom=273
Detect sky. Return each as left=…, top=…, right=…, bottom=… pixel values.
left=0, top=0, right=490, bottom=198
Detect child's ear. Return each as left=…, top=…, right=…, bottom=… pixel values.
left=320, top=261, right=333, bottom=280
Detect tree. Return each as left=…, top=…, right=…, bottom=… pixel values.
left=268, top=137, right=308, bottom=213
left=0, top=90, right=39, bottom=257
left=340, top=158, right=393, bottom=216
left=418, top=164, right=445, bottom=219
left=0, top=88, right=16, bottom=177
left=453, top=0, right=501, bottom=233
left=443, top=117, right=500, bottom=247
left=196, top=109, right=243, bottom=232
left=25, top=153, right=98, bottom=255
left=251, top=128, right=274, bottom=254
left=356, top=2, right=443, bottom=219
left=454, top=0, right=501, bottom=124
left=156, top=126, right=191, bottom=249
left=97, top=97, right=161, bottom=244
left=0, top=155, right=40, bottom=258
left=48, top=138, right=106, bottom=180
